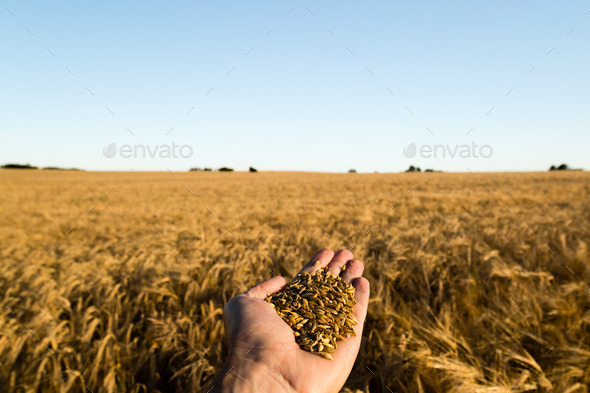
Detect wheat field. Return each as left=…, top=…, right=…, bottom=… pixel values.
left=0, top=170, right=589, bottom=392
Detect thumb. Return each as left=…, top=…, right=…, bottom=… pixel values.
left=243, top=276, right=287, bottom=299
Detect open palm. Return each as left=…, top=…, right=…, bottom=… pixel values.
left=210, top=249, right=370, bottom=393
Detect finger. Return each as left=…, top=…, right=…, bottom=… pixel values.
left=326, top=249, right=353, bottom=276
left=340, top=258, right=364, bottom=284
left=298, top=248, right=334, bottom=275
left=331, top=276, right=370, bottom=364
left=351, top=276, right=370, bottom=327
left=243, top=276, right=287, bottom=299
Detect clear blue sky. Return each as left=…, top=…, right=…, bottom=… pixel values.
left=1, top=1, right=589, bottom=172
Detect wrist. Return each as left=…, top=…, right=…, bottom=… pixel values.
left=208, top=353, right=296, bottom=393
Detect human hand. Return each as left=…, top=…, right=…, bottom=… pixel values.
left=208, top=249, right=370, bottom=393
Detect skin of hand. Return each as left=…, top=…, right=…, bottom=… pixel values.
left=208, top=249, right=371, bottom=393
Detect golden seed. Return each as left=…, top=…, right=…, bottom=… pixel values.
left=320, top=352, right=333, bottom=360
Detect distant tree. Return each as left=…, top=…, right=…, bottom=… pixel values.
left=191, top=167, right=215, bottom=171
left=42, top=167, right=81, bottom=171
left=249, top=167, right=258, bottom=172
left=549, top=164, right=571, bottom=171
left=417, top=167, right=421, bottom=172
left=1, top=163, right=38, bottom=169
left=406, top=165, right=418, bottom=172
left=218, top=167, right=234, bottom=172
left=348, top=169, right=356, bottom=173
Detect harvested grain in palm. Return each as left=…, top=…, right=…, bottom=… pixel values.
left=266, top=266, right=357, bottom=360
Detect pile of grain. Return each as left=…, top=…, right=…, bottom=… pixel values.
left=266, top=266, right=357, bottom=360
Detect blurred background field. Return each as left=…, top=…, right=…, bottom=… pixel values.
left=0, top=170, right=589, bottom=392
